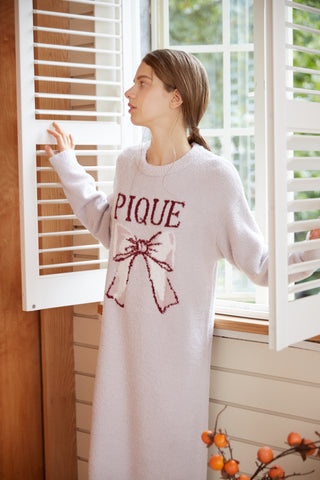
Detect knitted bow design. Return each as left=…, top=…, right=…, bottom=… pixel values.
left=106, top=224, right=179, bottom=314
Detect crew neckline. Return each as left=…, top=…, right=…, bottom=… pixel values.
left=136, top=142, right=200, bottom=177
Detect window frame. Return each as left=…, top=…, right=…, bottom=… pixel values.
left=152, top=0, right=269, bottom=315
left=151, top=0, right=320, bottom=349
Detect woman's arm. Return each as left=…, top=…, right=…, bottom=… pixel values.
left=46, top=122, right=114, bottom=248
left=216, top=167, right=320, bottom=287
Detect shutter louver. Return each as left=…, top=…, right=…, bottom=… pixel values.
left=268, top=0, right=320, bottom=349
left=16, top=0, right=140, bottom=310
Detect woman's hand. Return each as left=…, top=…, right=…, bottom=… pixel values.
left=309, top=223, right=320, bottom=240
left=309, top=217, right=320, bottom=240
left=45, top=121, right=75, bottom=158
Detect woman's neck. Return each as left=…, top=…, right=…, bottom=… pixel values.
left=147, top=129, right=191, bottom=166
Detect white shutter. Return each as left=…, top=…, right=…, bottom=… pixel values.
left=15, top=0, right=141, bottom=310
left=267, top=0, right=320, bottom=349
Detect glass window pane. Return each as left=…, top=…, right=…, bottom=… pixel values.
left=169, top=0, right=222, bottom=46
left=195, top=53, right=223, bottom=129
left=230, top=0, right=253, bottom=44
left=205, top=136, right=223, bottom=156
left=216, top=260, right=226, bottom=295
left=231, top=52, right=254, bottom=128
left=216, top=261, right=256, bottom=301
left=232, top=136, right=255, bottom=210
left=232, top=266, right=256, bottom=297
left=166, top=0, right=260, bottom=306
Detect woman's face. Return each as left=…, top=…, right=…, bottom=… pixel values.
left=125, top=62, right=176, bottom=130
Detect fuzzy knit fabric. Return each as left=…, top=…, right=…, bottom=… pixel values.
left=50, top=143, right=316, bottom=480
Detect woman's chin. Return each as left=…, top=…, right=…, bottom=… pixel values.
left=130, top=116, right=145, bottom=127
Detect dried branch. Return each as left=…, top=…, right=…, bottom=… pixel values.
left=283, top=471, right=315, bottom=479
left=214, top=405, right=227, bottom=434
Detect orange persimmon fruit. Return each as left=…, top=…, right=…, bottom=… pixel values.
left=287, top=432, right=302, bottom=446
left=269, top=465, right=284, bottom=479
left=301, top=439, right=316, bottom=456
left=257, top=446, right=273, bottom=463
left=237, top=476, right=250, bottom=480
left=214, top=433, right=228, bottom=448
left=208, top=454, right=224, bottom=471
left=201, top=430, right=214, bottom=446
left=224, top=459, right=239, bottom=475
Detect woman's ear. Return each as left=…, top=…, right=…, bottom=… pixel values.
left=170, top=89, right=183, bottom=109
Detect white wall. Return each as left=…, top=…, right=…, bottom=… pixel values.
left=73, top=303, right=320, bottom=479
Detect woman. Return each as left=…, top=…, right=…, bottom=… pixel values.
left=46, top=49, right=320, bottom=480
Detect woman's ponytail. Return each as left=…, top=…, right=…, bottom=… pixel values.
left=188, top=126, right=211, bottom=151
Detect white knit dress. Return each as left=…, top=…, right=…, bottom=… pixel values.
left=50, top=143, right=315, bottom=480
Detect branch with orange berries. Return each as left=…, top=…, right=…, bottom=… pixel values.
left=201, top=407, right=320, bottom=479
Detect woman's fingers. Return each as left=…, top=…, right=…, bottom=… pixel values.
left=45, top=122, right=75, bottom=156
left=44, top=145, right=55, bottom=158
left=52, top=121, right=64, bottom=134
left=309, top=229, right=320, bottom=240
left=309, top=217, right=320, bottom=240
left=46, top=128, right=58, bottom=138
left=69, top=134, right=75, bottom=149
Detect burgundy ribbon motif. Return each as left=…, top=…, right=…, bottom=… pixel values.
left=106, top=224, right=179, bottom=313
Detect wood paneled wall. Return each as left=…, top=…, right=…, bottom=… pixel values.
left=0, top=1, right=44, bottom=479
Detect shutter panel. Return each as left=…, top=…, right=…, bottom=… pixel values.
left=268, top=0, right=320, bottom=350
left=15, top=0, right=141, bottom=310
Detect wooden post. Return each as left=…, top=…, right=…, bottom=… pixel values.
left=41, top=307, right=77, bottom=480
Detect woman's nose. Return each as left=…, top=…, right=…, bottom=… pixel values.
left=125, top=86, right=135, bottom=98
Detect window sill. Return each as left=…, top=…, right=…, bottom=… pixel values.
left=97, top=305, right=320, bottom=344
left=214, top=314, right=320, bottom=344
left=214, top=314, right=268, bottom=335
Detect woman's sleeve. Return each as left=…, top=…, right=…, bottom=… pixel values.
left=216, top=167, right=320, bottom=287
left=50, top=149, right=115, bottom=248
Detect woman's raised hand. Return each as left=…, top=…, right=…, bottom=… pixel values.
left=309, top=220, right=320, bottom=240
left=45, top=121, right=75, bottom=158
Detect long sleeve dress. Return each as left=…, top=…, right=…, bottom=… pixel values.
left=50, top=142, right=316, bottom=480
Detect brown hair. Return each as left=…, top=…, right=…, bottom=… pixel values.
left=142, top=49, right=211, bottom=151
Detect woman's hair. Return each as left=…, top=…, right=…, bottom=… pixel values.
left=142, top=49, right=211, bottom=151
